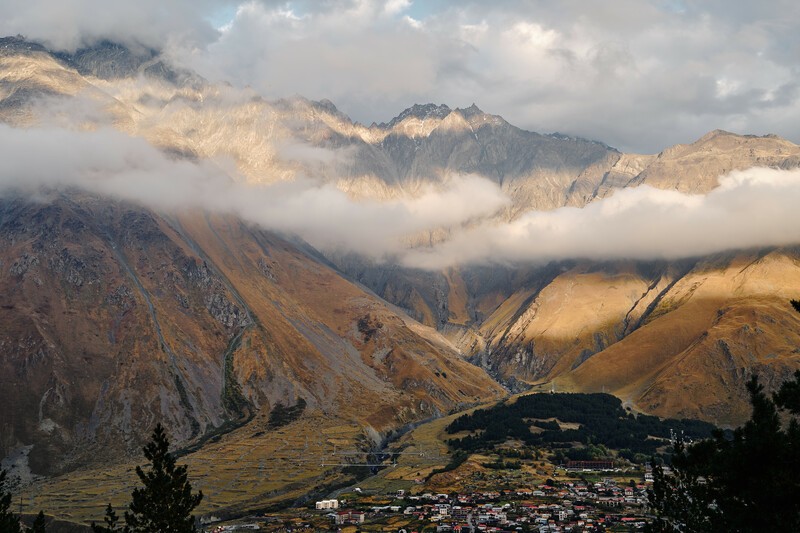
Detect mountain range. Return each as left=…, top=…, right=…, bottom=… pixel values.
left=2, top=36, right=800, bottom=520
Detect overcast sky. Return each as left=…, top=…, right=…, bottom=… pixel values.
left=3, top=0, right=800, bottom=152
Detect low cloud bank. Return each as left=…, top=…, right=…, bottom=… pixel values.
left=2, top=123, right=800, bottom=269
left=402, top=168, right=800, bottom=269
left=0, top=124, right=508, bottom=259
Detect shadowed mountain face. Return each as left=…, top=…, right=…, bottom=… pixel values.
left=2, top=38, right=800, bottom=513
left=0, top=193, right=504, bottom=477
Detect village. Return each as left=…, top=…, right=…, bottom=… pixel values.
left=196, top=386, right=704, bottom=533
left=203, top=463, right=659, bottom=532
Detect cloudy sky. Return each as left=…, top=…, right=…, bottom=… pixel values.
left=3, top=0, right=800, bottom=152
left=3, top=0, right=800, bottom=269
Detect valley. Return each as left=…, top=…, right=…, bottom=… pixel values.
left=1, top=35, right=800, bottom=529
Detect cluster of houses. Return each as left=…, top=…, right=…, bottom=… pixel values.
left=316, top=476, right=652, bottom=531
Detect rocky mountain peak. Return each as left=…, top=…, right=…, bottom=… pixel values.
left=695, top=128, right=789, bottom=146
left=381, top=103, right=452, bottom=129
left=0, top=36, right=201, bottom=87
left=436, top=108, right=473, bottom=132
left=696, top=129, right=736, bottom=143
left=457, top=103, right=484, bottom=119
left=0, top=35, right=49, bottom=56
left=310, top=98, right=352, bottom=121
left=312, top=98, right=340, bottom=114
left=52, top=39, right=158, bottom=80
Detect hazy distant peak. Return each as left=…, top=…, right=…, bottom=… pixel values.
left=456, top=103, right=483, bottom=119
left=312, top=98, right=339, bottom=113
left=695, top=129, right=790, bottom=145
left=381, top=103, right=452, bottom=129
left=0, top=35, right=200, bottom=87
left=50, top=39, right=157, bottom=80
left=310, top=98, right=352, bottom=121
left=0, top=35, right=48, bottom=56
left=695, top=129, right=737, bottom=143
left=546, top=131, right=617, bottom=152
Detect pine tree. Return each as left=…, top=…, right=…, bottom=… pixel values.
left=123, top=423, right=203, bottom=533
left=774, top=369, right=800, bottom=414
left=28, top=511, right=46, bottom=533
left=0, top=469, right=22, bottom=533
left=90, top=504, right=120, bottom=533
left=647, top=373, right=800, bottom=532
left=647, top=300, right=800, bottom=532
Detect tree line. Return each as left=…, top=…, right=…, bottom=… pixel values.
left=445, top=390, right=717, bottom=460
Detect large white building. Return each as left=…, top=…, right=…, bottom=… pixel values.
left=315, top=499, right=339, bottom=510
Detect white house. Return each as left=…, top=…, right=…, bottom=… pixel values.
left=316, top=499, right=339, bottom=510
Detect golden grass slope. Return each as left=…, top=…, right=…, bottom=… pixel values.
left=480, top=264, right=659, bottom=379
left=559, top=252, right=800, bottom=426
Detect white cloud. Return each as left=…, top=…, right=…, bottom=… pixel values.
left=0, top=0, right=224, bottom=52
left=401, top=168, right=800, bottom=269
left=383, top=0, right=411, bottom=16
left=1, top=124, right=800, bottom=270
left=0, top=124, right=509, bottom=260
